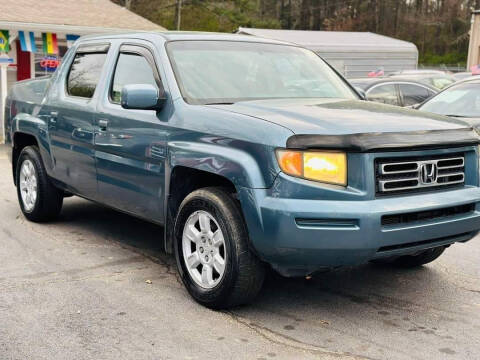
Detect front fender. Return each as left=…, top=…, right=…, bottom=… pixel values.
left=168, top=141, right=279, bottom=189
left=164, top=140, right=279, bottom=254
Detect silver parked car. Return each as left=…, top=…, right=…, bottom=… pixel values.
left=418, top=77, right=480, bottom=125
left=350, top=78, right=437, bottom=107
left=387, top=71, right=456, bottom=90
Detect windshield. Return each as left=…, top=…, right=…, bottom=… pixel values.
left=166, top=41, right=357, bottom=104
left=420, top=82, right=480, bottom=117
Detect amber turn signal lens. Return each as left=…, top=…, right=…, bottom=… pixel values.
left=276, top=150, right=347, bottom=186
left=276, top=150, right=303, bottom=177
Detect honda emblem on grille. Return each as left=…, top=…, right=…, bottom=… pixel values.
left=420, top=162, right=438, bottom=184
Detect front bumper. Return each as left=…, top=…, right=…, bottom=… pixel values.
left=239, top=182, right=480, bottom=277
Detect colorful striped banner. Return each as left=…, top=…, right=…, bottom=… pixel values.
left=42, top=32, right=58, bottom=55
left=66, top=34, right=80, bottom=48
left=0, top=30, right=10, bottom=53
left=19, top=31, right=37, bottom=53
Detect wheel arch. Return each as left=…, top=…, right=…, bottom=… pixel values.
left=10, top=110, right=53, bottom=185
left=164, top=165, right=239, bottom=254
left=163, top=142, right=275, bottom=254
left=11, top=132, right=40, bottom=185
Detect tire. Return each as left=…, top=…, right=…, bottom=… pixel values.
left=372, top=246, right=446, bottom=268
left=174, top=187, right=265, bottom=309
left=16, top=146, right=63, bottom=222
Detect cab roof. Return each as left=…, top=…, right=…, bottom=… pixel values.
left=78, top=31, right=293, bottom=46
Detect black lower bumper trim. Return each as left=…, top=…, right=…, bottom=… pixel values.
left=377, top=231, right=474, bottom=252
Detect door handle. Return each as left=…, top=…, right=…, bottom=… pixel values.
left=98, top=119, right=109, bottom=131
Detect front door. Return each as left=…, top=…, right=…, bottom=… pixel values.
left=47, top=43, right=110, bottom=198
left=95, top=43, right=169, bottom=222
left=398, top=83, right=436, bottom=107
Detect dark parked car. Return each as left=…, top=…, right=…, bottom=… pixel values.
left=350, top=78, right=437, bottom=107
left=4, top=32, right=480, bottom=309
left=418, top=77, right=480, bottom=125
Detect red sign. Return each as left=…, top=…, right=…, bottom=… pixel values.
left=40, top=57, right=60, bottom=70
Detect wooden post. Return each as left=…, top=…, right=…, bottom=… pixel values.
left=175, top=0, right=182, bottom=31
left=467, top=10, right=480, bottom=69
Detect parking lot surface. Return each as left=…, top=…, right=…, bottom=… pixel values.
left=0, top=145, right=479, bottom=360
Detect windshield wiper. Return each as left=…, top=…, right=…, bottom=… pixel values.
left=444, top=114, right=470, bottom=118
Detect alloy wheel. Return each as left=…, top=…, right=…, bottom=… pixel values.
left=182, top=210, right=227, bottom=289
left=19, top=159, right=38, bottom=212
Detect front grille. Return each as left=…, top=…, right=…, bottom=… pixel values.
left=376, top=154, right=465, bottom=195
left=381, top=203, right=475, bottom=226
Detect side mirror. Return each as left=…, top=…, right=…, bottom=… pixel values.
left=121, top=84, right=166, bottom=111
left=354, top=87, right=367, bottom=100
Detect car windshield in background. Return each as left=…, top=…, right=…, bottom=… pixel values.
left=166, top=41, right=357, bottom=104
left=420, top=82, right=480, bottom=117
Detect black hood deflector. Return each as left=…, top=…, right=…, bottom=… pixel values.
left=286, top=128, right=480, bottom=152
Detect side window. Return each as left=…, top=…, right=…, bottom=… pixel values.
left=366, top=84, right=399, bottom=106
left=399, top=84, right=431, bottom=106
left=67, top=52, right=107, bottom=98
left=111, top=52, right=158, bottom=103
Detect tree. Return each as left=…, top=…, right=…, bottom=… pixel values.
left=113, top=0, right=474, bottom=65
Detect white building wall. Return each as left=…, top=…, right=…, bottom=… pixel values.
left=0, top=40, right=18, bottom=142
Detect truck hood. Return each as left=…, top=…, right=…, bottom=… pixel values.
left=211, top=98, right=468, bottom=135
left=210, top=98, right=480, bottom=150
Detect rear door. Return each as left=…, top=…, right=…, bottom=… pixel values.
left=47, top=43, right=110, bottom=198
left=94, top=41, right=170, bottom=222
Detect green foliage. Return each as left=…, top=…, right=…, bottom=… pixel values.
left=420, top=52, right=467, bottom=66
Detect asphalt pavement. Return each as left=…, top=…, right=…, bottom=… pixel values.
left=0, top=145, right=479, bottom=360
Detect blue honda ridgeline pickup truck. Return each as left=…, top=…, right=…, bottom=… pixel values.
left=4, top=32, right=480, bottom=308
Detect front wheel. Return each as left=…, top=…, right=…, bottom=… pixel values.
left=174, top=187, right=265, bottom=309
left=16, top=146, right=63, bottom=222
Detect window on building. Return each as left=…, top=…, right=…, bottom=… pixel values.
left=34, top=44, right=68, bottom=78
left=67, top=52, right=107, bottom=98
left=110, top=52, right=158, bottom=103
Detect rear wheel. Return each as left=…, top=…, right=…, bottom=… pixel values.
left=174, top=187, right=265, bottom=309
left=16, top=146, right=63, bottom=222
left=372, top=246, right=446, bottom=268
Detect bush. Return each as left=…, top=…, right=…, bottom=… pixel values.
left=419, top=52, right=467, bottom=66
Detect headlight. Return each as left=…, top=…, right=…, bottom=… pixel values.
left=276, top=150, right=347, bottom=186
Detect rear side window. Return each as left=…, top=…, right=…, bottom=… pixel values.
left=366, top=84, right=399, bottom=106
left=111, top=53, right=158, bottom=103
left=67, top=52, right=107, bottom=98
left=399, top=84, right=432, bottom=106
